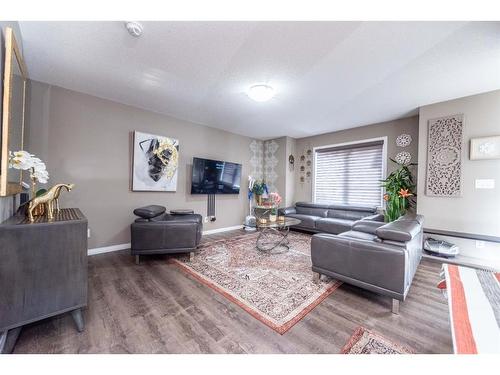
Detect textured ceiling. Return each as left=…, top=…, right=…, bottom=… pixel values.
left=18, top=21, right=500, bottom=139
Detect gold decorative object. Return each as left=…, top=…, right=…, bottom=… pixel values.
left=255, top=194, right=263, bottom=205
left=258, top=218, right=268, bottom=225
left=278, top=215, right=285, bottom=222
left=27, top=183, right=74, bottom=222
left=52, top=183, right=74, bottom=213
left=31, top=201, right=45, bottom=217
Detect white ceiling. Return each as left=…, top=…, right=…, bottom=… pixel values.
left=18, top=21, right=500, bottom=139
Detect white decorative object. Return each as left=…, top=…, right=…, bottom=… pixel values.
left=8, top=150, right=49, bottom=196
left=396, top=134, right=412, bottom=147
left=470, top=136, right=500, bottom=160
left=8, top=151, right=49, bottom=182
left=395, top=151, right=412, bottom=165
left=425, top=114, right=463, bottom=197
left=132, top=131, right=179, bottom=191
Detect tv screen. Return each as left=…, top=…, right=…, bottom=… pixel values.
left=191, top=157, right=242, bottom=194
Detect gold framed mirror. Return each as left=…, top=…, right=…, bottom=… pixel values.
left=1, top=27, right=28, bottom=196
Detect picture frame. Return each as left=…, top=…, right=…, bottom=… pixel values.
left=0, top=27, right=28, bottom=196
left=132, top=131, right=179, bottom=192
left=470, top=135, right=500, bottom=160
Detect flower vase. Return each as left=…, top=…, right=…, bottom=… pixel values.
left=31, top=173, right=36, bottom=200
left=29, top=175, right=45, bottom=217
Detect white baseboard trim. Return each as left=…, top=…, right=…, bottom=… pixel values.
left=87, top=225, right=243, bottom=256
left=88, top=243, right=131, bottom=256
left=202, top=225, right=243, bottom=236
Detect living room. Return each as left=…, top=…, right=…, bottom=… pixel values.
left=1, top=0, right=499, bottom=372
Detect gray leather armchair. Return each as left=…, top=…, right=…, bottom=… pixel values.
left=131, top=205, right=203, bottom=264
left=311, top=213, right=423, bottom=313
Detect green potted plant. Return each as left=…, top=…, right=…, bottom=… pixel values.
left=252, top=180, right=267, bottom=206
left=380, top=159, right=417, bottom=222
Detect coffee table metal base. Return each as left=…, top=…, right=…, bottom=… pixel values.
left=256, top=226, right=291, bottom=253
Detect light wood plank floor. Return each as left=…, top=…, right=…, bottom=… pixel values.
left=13, top=229, right=453, bottom=354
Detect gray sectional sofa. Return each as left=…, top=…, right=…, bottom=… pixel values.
left=311, top=213, right=424, bottom=313
left=280, top=202, right=423, bottom=313
left=279, top=202, right=382, bottom=234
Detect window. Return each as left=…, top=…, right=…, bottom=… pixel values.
left=314, top=140, right=384, bottom=207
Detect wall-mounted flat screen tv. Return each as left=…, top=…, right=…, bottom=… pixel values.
left=191, top=157, right=242, bottom=194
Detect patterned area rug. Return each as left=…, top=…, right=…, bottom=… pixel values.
left=341, top=327, right=413, bottom=354
left=172, top=231, right=342, bottom=334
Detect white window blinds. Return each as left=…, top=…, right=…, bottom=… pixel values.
left=314, top=141, right=384, bottom=207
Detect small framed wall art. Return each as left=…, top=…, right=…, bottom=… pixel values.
left=470, top=135, right=500, bottom=160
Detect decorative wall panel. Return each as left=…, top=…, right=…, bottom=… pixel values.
left=298, top=145, right=312, bottom=184
left=264, top=140, right=279, bottom=192
left=249, top=140, right=264, bottom=180
left=425, top=114, right=463, bottom=197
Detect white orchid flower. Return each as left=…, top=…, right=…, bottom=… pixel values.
left=33, top=160, right=47, bottom=173
left=31, top=157, right=44, bottom=165
left=8, top=150, right=35, bottom=170
left=32, top=168, right=49, bottom=184
left=8, top=150, right=50, bottom=184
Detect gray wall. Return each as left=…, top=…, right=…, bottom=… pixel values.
left=0, top=22, right=23, bottom=222
left=28, top=80, right=254, bottom=249
left=293, top=116, right=419, bottom=204
left=284, top=136, right=296, bottom=207
left=417, top=90, right=500, bottom=237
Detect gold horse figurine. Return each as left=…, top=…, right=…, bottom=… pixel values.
left=28, top=183, right=75, bottom=222
left=52, top=183, right=75, bottom=213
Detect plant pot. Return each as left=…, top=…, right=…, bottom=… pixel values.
left=255, top=194, right=263, bottom=206
left=269, top=214, right=277, bottom=222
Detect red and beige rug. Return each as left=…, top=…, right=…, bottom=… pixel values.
left=172, top=231, right=342, bottom=334
left=341, top=327, right=413, bottom=354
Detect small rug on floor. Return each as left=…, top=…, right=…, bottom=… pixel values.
left=341, top=327, right=413, bottom=354
left=171, top=231, right=342, bottom=334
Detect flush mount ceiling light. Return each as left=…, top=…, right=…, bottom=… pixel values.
left=125, top=21, right=143, bottom=37
left=247, top=84, right=275, bottom=102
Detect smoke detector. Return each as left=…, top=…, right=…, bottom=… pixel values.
left=125, top=21, right=143, bottom=37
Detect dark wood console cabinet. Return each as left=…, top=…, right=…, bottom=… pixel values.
left=0, top=208, right=88, bottom=353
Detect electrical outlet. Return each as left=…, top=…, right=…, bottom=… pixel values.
left=204, top=216, right=209, bottom=223
left=87, top=228, right=91, bottom=238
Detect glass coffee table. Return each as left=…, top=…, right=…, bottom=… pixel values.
left=255, top=217, right=301, bottom=253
